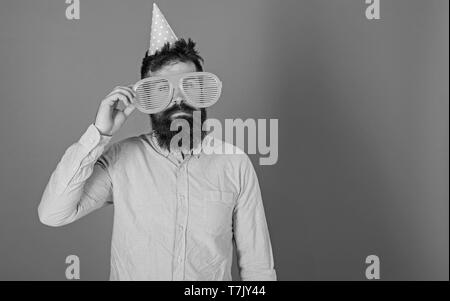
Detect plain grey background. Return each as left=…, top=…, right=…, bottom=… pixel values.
left=0, top=0, right=448, bottom=280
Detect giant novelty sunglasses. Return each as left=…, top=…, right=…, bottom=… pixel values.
left=132, top=72, right=222, bottom=114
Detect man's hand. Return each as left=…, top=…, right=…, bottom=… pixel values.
left=94, top=86, right=136, bottom=136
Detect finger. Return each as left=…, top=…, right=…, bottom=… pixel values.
left=108, top=89, right=134, bottom=105
left=102, top=94, right=120, bottom=107
left=103, top=93, right=129, bottom=108
left=115, top=91, right=133, bottom=106
left=123, top=104, right=136, bottom=117
left=110, top=90, right=133, bottom=106
left=122, top=86, right=137, bottom=100
left=123, top=85, right=137, bottom=96
left=111, top=85, right=136, bottom=98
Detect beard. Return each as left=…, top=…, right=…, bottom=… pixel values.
left=150, top=103, right=208, bottom=152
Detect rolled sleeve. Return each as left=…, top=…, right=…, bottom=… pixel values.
left=38, top=124, right=115, bottom=227
left=233, top=155, right=277, bottom=281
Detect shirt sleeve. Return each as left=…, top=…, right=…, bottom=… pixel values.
left=233, top=155, right=277, bottom=281
left=38, top=124, right=117, bottom=227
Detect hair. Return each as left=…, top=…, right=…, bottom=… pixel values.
left=140, top=38, right=204, bottom=79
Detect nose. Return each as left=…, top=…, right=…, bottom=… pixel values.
left=172, top=87, right=184, bottom=105
left=173, top=96, right=183, bottom=105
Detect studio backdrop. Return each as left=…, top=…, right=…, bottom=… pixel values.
left=0, top=0, right=448, bottom=280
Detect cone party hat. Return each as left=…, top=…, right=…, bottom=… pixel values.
left=148, top=3, right=178, bottom=55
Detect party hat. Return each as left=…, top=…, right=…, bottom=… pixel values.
left=148, top=3, right=178, bottom=55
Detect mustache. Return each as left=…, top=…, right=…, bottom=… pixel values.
left=162, top=103, right=195, bottom=118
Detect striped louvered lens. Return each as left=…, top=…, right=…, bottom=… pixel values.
left=181, top=72, right=222, bottom=108
left=133, top=78, right=171, bottom=114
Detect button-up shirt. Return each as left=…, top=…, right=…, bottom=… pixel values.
left=38, top=124, right=277, bottom=281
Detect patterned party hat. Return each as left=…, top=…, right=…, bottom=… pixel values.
left=148, top=3, right=178, bottom=55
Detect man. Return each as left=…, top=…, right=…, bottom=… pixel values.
left=38, top=4, right=276, bottom=281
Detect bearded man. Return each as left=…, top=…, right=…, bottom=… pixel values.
left=38, top=3, right=276, bottom=281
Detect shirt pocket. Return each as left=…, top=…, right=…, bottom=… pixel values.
left=202, top=190, right=235, bottom=235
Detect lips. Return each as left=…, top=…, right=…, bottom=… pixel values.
left=171, top=111, right=191, bottom=117
left=168, top=108, right=193, bottom=118
left=162, top=103, right=195, bottom=120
